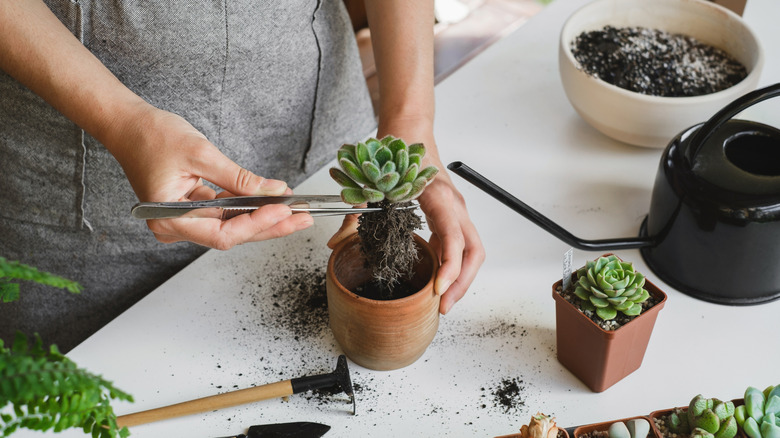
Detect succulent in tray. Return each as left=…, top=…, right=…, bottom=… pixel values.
left=329, top=136, right=439, bottom=295
left=573, top=255, right=650, bottom=321
left=735, top=385, right=780, bottom=438
left=668, top=395, right=738, bottom=438
left=520, top=413, right=559, bottom=438
left=609, top=419, right=651, bottom=438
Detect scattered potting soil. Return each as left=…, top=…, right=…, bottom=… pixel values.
left=571, top=25, right=747, bottom=97
left=482, top=377, right=527, bottom=413
left=264, top=264, right=329, bottom=340
left=358, top=200, right=422, bottom=293
left=556, top=278, right=660, bottom=331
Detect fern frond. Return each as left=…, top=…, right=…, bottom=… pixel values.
left=0, top=257, right=82, bottom=303
left=0, top=333, right=133, bottom=437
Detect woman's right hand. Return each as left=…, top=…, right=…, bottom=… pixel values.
left=108, top=105, right=314, bottom=250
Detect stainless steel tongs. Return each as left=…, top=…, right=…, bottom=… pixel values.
left=131, top=195, right=417, bottom=220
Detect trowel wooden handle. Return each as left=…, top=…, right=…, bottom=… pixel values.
left=116, top=380, right=293, bottom=428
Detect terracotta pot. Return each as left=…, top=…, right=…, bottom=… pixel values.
left=573, top=416, right=656, bottom=438
left=552, top=256, right=668, bottom=392
left=326, top=233, right=440, bottom=371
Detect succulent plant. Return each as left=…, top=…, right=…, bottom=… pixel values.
left=329, top=135, right=439, bottom=205
left=668, top=395, right=738, bottom=438
left=573, top=255, right=650, bottom=321
left=608, top=419, right=651, bottom=438
left=735, top=385, right=780, bottom=438
left=520, top=413, right=559, bottom=438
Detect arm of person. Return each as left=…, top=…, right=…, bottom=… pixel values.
left=364, top=0, right=485, bottom=314
left=0, top=0, right=313, bottom=249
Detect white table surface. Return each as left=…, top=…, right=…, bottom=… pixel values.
left=19, top=0, right=780, bottom=437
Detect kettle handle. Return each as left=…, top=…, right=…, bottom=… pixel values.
left=685, top=82, right=780, bottom=165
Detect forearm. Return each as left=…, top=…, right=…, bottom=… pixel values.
left=0, top=0, right=149, bottom=151
left=364, top=0, right=436, bottom=146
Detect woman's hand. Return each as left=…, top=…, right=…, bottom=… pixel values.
left=110, top=105, right=314, bottom=250
left=327, top=131, right=485, bottom=315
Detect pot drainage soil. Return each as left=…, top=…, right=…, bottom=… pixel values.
left=571, top=25, right=747, bottom=97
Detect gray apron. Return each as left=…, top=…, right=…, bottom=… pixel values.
left=0, top=0, right=375, bottom=352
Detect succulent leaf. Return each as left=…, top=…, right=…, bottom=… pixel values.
left=356, top=142, right=371, bottom=163
left=381, top=161, right=396, bottom=175
left=408, top=143, right=425, bottom=157
left=338, top=146, right=356, bottom=163
left=388, top=138, right=407, bottom=155
left=418, top=166, right=439, bottom=181
left=401, top=163, right=419, bottom=185
left=395, top=149, right=409, bottom=177
left=330, top=135, right=438, bottom=205
left=329, top=168, right=361, bottom=189
left=375, top=146, right=393, bottom=167
left=339, top=158, right=370, bottom=185
left=341, top=188, right=367, bottom=205
left=572, top=255, right=650, bottom=321
left=362, top=188, right=385, bottom=203
left=387, top=182, right=413, bottom=202
left=362, top=161, right=381, bottom=183
left=376, top=172, right=400, bottom=193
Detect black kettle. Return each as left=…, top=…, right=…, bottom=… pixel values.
left=449, top=83, right=780, bottom=305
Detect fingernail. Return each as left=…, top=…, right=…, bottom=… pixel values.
left=258, top=178, right=287, bottom=195
left=435, top=279, right=451, bottom=296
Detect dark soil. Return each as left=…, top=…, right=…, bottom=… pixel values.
left=354, top=278, right=418, bottom=300
left=556, top=273, right=660, bottom=331
left=571, top=25, right=747, bottom=97
left=481, top=377, right=527, bottom=413
left=357, top=200, right=422, bottom=295
left=580, top=431, right=610, bottom=438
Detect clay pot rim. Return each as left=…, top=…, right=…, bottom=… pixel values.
left=328, top=232, right=438, bottom=307
left=552, top=254, right=668, bottom=335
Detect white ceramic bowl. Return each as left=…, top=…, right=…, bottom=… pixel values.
left=559, top=0, right=764, bottom=148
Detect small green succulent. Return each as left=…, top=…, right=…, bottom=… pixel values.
left=669, top=395, right=738, bottom=438
left=735, top=385, right=780, bottom=438
left=329, top=135, right=438, bottom=205
left=573, top=255, right=650, bottom=321
left=608, top=419, right=650, bottom=438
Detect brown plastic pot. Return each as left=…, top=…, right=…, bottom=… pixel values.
left=573, top=416, right=656, bottom=438
left=649, top=399, right=745, bottom=438
left=552, top=257, right=667, bottom=392
left=326, top=233, right=440, bottom=371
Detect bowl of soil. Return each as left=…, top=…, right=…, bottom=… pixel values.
left=559, top=0, right=763, bottom=148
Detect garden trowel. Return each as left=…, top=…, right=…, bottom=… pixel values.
left=216, top=421, right=331, bottom=438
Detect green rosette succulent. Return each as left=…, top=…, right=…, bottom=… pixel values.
left=668, top=395, right=738, bottom=438
left=573, top=255, right=650, bottom=321
left=735, top=385, right=780, bottom=438
left=329, top=135, right=439, bottom=205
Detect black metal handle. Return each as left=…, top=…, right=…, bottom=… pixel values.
left=685, top=83, right=780, bottom=166
left=447, top=161, right=655, bottom=251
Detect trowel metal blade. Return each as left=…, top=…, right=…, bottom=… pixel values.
left=247, top=421, right=331, bottom=438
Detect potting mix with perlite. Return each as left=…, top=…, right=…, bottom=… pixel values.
left=571, top=25, right=748, bottom=97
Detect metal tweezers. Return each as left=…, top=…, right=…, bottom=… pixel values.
left=131, top=195, right=417, bottom=220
